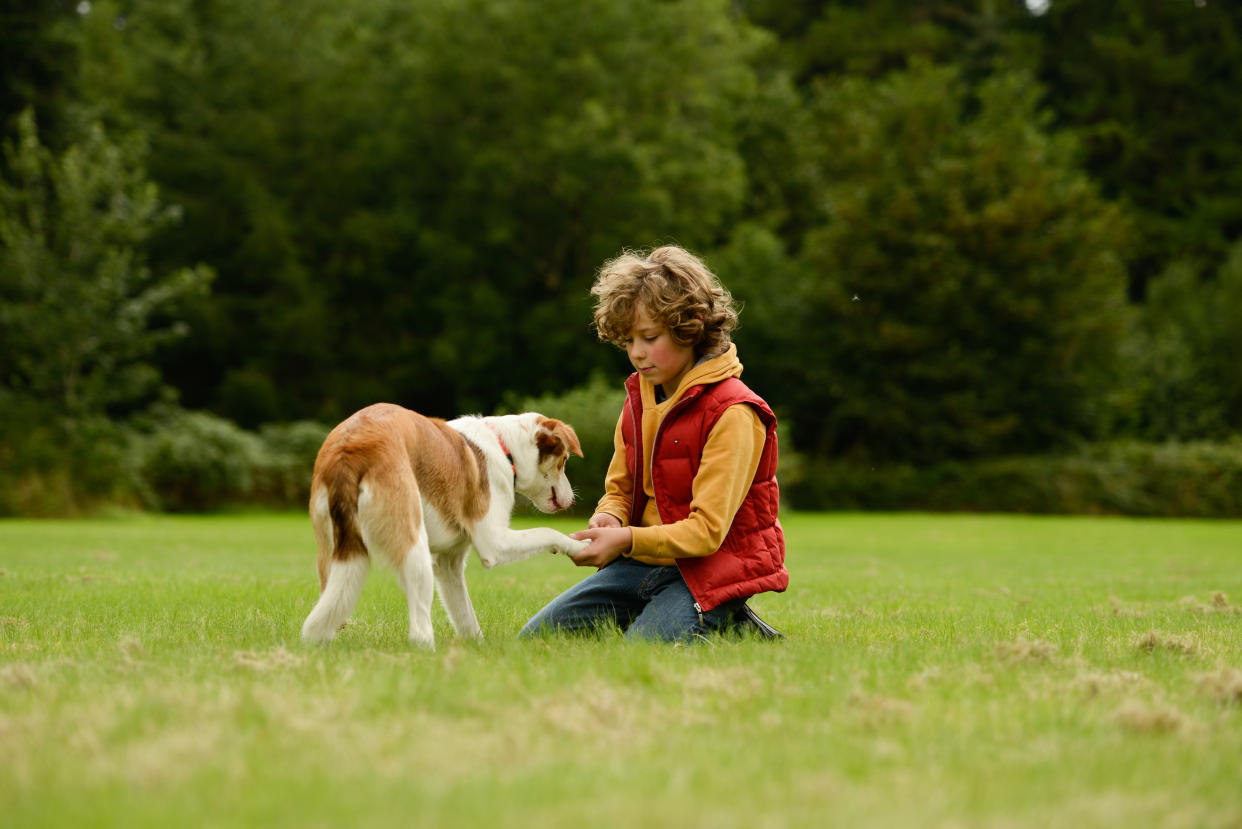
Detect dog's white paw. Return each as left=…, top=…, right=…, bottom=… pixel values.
left=562, top=537, right=590, bottom=556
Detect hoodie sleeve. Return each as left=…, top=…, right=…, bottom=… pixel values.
left=628, top=404, right=765, bottom=560
left=593, top=409, right=634, bottom=525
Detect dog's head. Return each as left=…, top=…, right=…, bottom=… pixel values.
left=512, top=413, right=583, bottom=513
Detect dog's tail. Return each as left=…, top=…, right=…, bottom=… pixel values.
left=314, top=458, right=368, bottom=591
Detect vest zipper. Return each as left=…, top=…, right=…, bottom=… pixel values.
left=626, top=396, right=641, bottom=525
left=646, top=392, right=698, bottom=523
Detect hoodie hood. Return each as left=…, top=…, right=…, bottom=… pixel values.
left=638, top=343, right=743, bottom=413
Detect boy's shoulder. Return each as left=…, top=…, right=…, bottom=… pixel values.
left=705, top=376, right=772, bottom=411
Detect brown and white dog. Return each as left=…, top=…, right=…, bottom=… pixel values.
left=300, top=403, right=589, bottom=648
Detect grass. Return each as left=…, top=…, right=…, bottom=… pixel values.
left=2, top=511, right=1241, bottom=828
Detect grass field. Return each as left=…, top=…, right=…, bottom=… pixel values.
left=2, top=511, right=1240, bottom=828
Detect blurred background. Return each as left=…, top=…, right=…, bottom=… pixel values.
left=2, top=0, right=1240, bottom=517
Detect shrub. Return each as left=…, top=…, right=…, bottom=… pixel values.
left=0, top=394, right=141, bottom=516
left=133, top=411, right=331, bottom=512
left=788, top=439, right=1242, bottom=517
left=254, top=420, right=331, bottom=508
left=135, top=410, right=266, bottom=512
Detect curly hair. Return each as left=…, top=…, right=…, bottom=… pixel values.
left=590, top=245, right=738, bottom=358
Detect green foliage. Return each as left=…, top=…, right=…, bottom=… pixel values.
left=1033, top=0, right=1242, bottom=285
left=71, top=0, right=766, bottom=422
left=790, top=439, right=1242, bottom=518
left=0, top=108, right=211, bottom=418
left=0, top=1, right=76, bottom=139
left=732, top=64, right=1130, bottom=463
left=1118, top=241, right=1242, bottom=440
left=0, top=0, right=1236, bottom=519
left=133, top=410, right=329, bottom=512
left=741, top=0, right=1038, bottom=82
left=135, top=409, right=266, bottom=512
left=255, top=420, right=332, bottom=508
left=0, top=397, right=140, bottom=517
left=0, top=108, right=215, bottom=516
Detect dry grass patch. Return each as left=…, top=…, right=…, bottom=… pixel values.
left=680, top=665, right=765, bottom=701
left=1134, top=630, right=1200, bottom=656
left=1178, top=592, right=1240, bottom=616
left=1195, top=668, right=1242, bottom=705
left=233, top=645, right=306, bottom=672
left=906, top=666, right=943, bottom=690
left=1, top=662, right=37, bottom=689
left=0, top=615, right=30, bottom=631
left=846, top=691, right=914, bottom=726
left=118, top=635, right=147, bottom=664
left=527, top=675, right=668, bottom=741
left=1113, top=699, right=1191, bottom=734
left=1070, top=670, right=1152, bottom=699
left=995, top=636, right=1059, bottom=664
left=1106, top=596, right=1145, bottom=618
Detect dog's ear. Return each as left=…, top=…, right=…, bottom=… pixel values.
left=535, top=416, right=583, bottom=459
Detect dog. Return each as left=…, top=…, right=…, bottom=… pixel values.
left=300, top=403, right=589, bottom=648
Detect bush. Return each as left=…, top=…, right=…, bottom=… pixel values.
left=788, top=439, right=1242, bottom=518
left=133, top=411, right=331, bottom=512
left=0, top=396, right=141, bottom=516
left=254, top=420, right=331, bottom=508
left=135, top=410, right=266, bottom=511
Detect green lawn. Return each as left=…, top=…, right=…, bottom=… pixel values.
left=2, top=512, right=1240, bottom=828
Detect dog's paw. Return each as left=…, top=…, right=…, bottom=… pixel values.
left=561, top=537, right=590, bottom=556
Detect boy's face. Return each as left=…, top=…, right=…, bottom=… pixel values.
left=624, top=304, right=696, bottom=394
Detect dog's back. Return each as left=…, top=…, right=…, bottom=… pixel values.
left=309, top=403, right=491, bottom=589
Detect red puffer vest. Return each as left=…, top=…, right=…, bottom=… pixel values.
left=622, top=372, right=789, bottom=611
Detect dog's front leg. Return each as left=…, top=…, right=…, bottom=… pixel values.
left=471, top=523, right=589, bottom=569
left=432, top=543, right=484, bottom=641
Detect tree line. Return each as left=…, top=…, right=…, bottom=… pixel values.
left=2, top=0, right=1241, bottom=513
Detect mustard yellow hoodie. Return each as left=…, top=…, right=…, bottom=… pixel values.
left=595, top=344, right=767, bottom=566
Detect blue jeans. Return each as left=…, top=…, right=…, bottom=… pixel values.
left=518, top=557, right=746, bottom=642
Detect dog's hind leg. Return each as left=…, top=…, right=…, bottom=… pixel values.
left=302, top=484, right=370, bottom=643
left=356, top=472, right=436, bottom=650
left=310, top=488, right=334, bottom=592
left=396, top=530, right=437, bottom=649
left=301, top=556, right=369, bottom=643
left=433, top=542, right=483, bottom=641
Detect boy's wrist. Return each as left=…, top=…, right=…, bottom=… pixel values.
left=590, top=511, right=625, bottom=529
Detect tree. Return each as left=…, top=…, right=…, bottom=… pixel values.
left=1032, top=0, right=1242, bottom=291
left=739, top=0, right=1039, bottom=83
left=0, top=108, right=211, bottom=419
left=1120, top=241, right=1242, bottom=440
left=729, top=64, right=1130, bottom=463
left=0, top=0, right=77, bottom=136
left=70, top=0, right=768, bottom=423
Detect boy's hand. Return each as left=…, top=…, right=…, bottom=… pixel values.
left=588, top=512, right=622, bottom=530
left=567, top=526, right=631, bottom=569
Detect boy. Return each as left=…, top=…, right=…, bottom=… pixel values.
left=519, top=245, right=787, bottom=642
